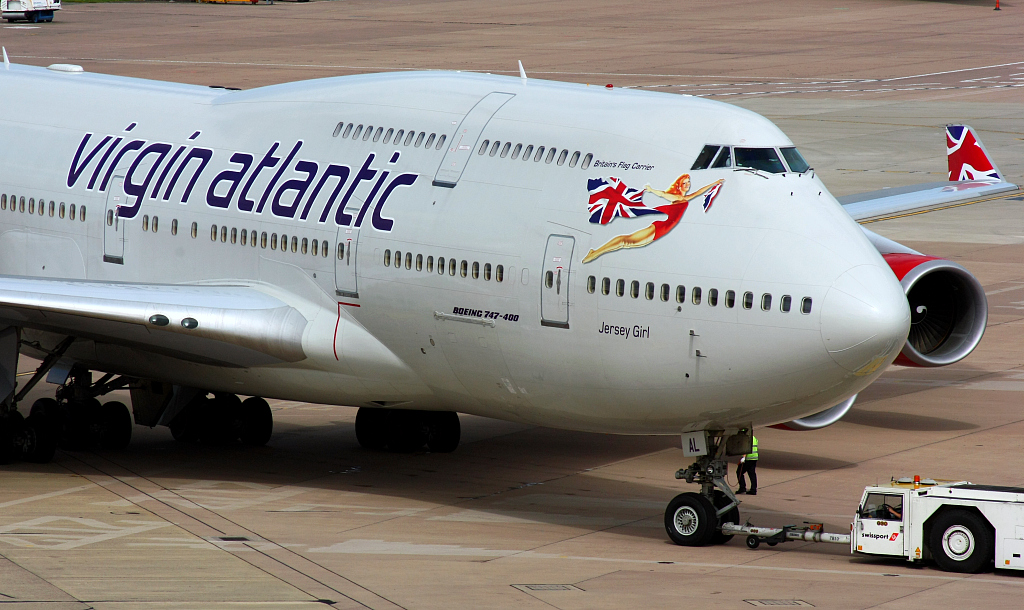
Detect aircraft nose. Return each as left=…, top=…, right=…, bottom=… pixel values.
left=820, top=265, right=911, bottom=374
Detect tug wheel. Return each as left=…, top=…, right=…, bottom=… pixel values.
left=746, top=535, right=760, bottom=549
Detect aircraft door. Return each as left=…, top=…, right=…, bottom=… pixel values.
left=432, top=92, right=514, bottom=188
left=854, top=492, right=906, bottom=557
left=103, top=175, right=126, bottom=264
left=335, top=227, right=359, bottom=298
left=540, top=234, right=575, bottom=329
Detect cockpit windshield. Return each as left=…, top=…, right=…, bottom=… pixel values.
left=691, top=144, right=811, bottom=174
left=734, top=148, right=786, bottom=173
left=780, top=147, right=810, bottom=173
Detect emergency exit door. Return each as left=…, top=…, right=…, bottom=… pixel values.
left=433, top=92, right=514, bottom=188
left=540, top=235, right=575, bottom=329
left=103, top=175, right=126, bottom=264
left=335, top=227, right=359, bottom=298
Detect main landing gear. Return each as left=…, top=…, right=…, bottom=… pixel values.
left=168, top=393, right=273, bottom=446
left=664, top=429, right=750, bottom=546
left=354, top=407, right=460, bottom=453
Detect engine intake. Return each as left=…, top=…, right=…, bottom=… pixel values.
left=883, top=253, right=987, bottom=367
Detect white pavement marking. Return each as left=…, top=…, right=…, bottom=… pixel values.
left=0, top=484, right=93, bottom=509
left=0, top=516, right=168, bottom=550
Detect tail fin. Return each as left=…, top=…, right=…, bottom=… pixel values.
left=946, top=124, right=1002, bottom=181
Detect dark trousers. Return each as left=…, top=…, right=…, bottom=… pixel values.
left=737, top=460, right=757, bottom=492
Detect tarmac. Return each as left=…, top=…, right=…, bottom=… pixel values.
left=1, top=0, right=1023, bottom=608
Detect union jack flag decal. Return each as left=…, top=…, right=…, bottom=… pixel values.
left=700, top=181, right=723, bottom=212
left=946, top=124, right=1001, bottom=181
left=587, top=177, right=660, bottom=225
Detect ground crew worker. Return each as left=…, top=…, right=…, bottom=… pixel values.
left=736, top=435, right=758, bottom=495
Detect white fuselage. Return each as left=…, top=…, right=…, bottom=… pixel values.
left=0, top=66, right=911, bottom=434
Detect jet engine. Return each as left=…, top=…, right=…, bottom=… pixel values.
left=770, top=395, right=857, bottom=431
left=883, top=253, right=988, bottom=367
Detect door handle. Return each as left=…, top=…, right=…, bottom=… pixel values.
left=556, top=269, right=561, bottom=295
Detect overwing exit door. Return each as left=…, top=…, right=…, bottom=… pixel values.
left=540, top=235, right=575, bottom=329
left=433, top=92, right=514, bottom=188
left=335, top=227, right=359, bottom=298
left=103, top=175, right=126, bottom=264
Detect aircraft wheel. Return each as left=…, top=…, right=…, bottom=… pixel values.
left=98, top=401, right=132, bottom=450
left=59, top=398, right=102, bottom=450
left=426, top=411, right=460, bottom=453
left=239, top=397, right=273, bottom=446
left=665, top=492, right=716, bottom=546
left=25, top=398, right=60, bottom=463
left=387, top=410, right=428, bottom=453
left=354, top=407, right=388, bottom=450
left=0, top=413, right=23, bottom=464
left=169, top=395, right=204, bottom=442
left=930, top=510, right=992, bottom=573
left=199, top=393, right=240, bottom=444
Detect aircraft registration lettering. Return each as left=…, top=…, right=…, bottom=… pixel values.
left=66, top=128, right=416, bottom=232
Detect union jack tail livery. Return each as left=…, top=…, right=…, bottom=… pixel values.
left=701, top=181, right=723, bottom=212
left=587, top=177, right=660, bottom=225
left=946, top=124, right=1002, bottom=182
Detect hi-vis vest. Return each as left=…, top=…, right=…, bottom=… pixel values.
left=747, top=436, right=759, bottom=461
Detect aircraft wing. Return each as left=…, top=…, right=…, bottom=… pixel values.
left=840, top=124, right=1019, bottom=223
left=0, top=276, right=309, bottom=367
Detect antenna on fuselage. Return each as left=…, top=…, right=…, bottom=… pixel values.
left=518, top=60, right=527, bottom=83
left=3, top=48, right=9, bottom=70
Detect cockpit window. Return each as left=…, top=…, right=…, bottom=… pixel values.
left=691, top=145, right=720, bottom=170
left=735, top=147, right=786, bottom=173
left=711, top=146, right=732, bottom=168
left=780, top=147, right=810, bottom=173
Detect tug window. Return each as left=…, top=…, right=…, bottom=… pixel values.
left=496, top=264, right=504, bottom=282
left=743, top=291, right=754, bottom=309
left=761, top=293, right=773, bottom=311
left=676, top=285, right=686, bottom=303
left=781, top=295, right=792, bottom=312
left=709, top=288, right=719, bottom=307
left=692, top=287, right=702, bottom=305
left=645, top=282, right=655, bottom=300
left=484, top=262, right=492, bottom=280
left=736, top=147, right=787, bottom=174
left=630, top=280, right=639, bottom=299
left=587, top=275, right=596, bottom=294
left=691, top=145, right=720, bottom=170
left=780, top=147, right=810, bottom=173
left=615, top=279, right=625, bottom=297
left=801, top=297, right=813, bottom=314
left=725, top=290, right=736, bottom=308
left=660, top=283, right=670, bottom=302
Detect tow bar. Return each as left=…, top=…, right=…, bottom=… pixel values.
left=721, top=522, right=851, bottom=549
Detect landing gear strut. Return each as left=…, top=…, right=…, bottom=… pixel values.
left=665, top=429, right=749, bottom=546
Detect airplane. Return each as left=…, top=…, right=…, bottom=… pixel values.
left=0, top=56, right=1016, bottom=548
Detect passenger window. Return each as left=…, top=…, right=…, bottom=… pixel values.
left=478, top=139, right=490, bottom=155
left=615, top=279, right=625, bottom=297
left=602, top=277, right=611, bottom=296
left=416, top=254, right=423, bottom=271
left=511, top=144, right=522, bottom=159
left=210, top=224, right=217, bottom=241
left=425, top=133, right=436, bottom=148
left=405, top=252, right=412, bottom=269
left=691, top=145, right=720, bottom=170
left=545, top=270, right=554, bottom=288
left=660, top=283, right=670, bottom=302
left=569, top=151, right=580, bottom=167
left=142, top=215, right=149, bottom=232
left=383, top=128, right=394, bottom=144
left=630, top=280, right=639, bottom=299
left=496, top=264, right=504, bottom=282
left=435, top=134, right=446, bottom=150
left=191, top=222, right=198, bottom=238
left=271, top=233, right=278, bottom=249
left=522, top=145, right=534, bottom=160
left=781, top=295, right=792, bottom=312
left=363, top=126, right=374, bottom=141
left=58, top=202, right=65, bottom=218
left=384, top=249, right=391, bottom=266
left=342, top=124, right=353, bottom=138
left=761, top=293, right=772, bottom=311
left=241, top=229, right=247, bottom=246
left=645, top=282, right=654, bottom=300
left=171, top=219, right=178, bottom=236
left=298, top=237, right=305, bottom=254
left=711, top=147, right=732, bottom=168
left=587, top=275, right=596, bottom=294
left=801, top=297, right=813, bottom=314
left=19, top=196, right=25, bottom=212
left=735, top=148, right=786, bottom=174
left=221, top=226, right=227, bottom=242
left=449, top=258, right=456, bottom=276
left=404, top=131, right=415, bottom=146
left=394, top=250, right=401, bottom=267
left=352, top=125, right=363, bottom=139
left=489, top=141, right=500, bottom=156
left=725, top=290, right=735, bottom=308
left=333, top=122, right=344, bottom=137
left=709, top=288, right=718, bottom=307
left=1, top=194, right=5, bottom=209
left=373, top=127, right=383, bottom=142
left=426, top=256, right=434, bottom=273
left=395, top=130, right=405, bottom=145
left=415, top=132, right=424, bottom=147
left=106, top=210, right=113, bottom=226
left=545, top=148, right=556, bottom=163
left=80, top=206, right=86, bottom=222
left=535, top=146, right=546, bottom=162
left=70, top=204, right=77, bottom=222
left=437, top=256, right=445, bottom=274
left=692, top=287, right=702, bottom=305
left=471, top=261, right=479, bottom=278
left=460, top=260, right=468, bottom=277
left=557, top=149, right=568, bottom=166
left=261, top=232, right=267, bottom=248
left=321, top=239, right=327, bottom=255
left=743, top=291, right=753, bottom=309
left=38, top=199, right=44, bottom=216
left=582, top=153, right=593, bottom=169
left=48, top=201, right=54, bottom=216
left=231, top=227, right=237, bottom=244
left=484, top=262, right=492, bottom=280
left=676, top=285, right=686, bottom=303
left=500, top=142, right=511, bottom=158
left=28, top=198, right=34, bottom=214
left=289, top=236, right=296, bottom=253
left=780, top=147, right=810, bottom=173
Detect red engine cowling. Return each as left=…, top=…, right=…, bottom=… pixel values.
left=883, top=253, right=988, bottom=367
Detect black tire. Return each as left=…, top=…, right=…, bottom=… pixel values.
left=98, top=401, right=132, bottom=450
left=25, top=411, right=58, bottom=463
left=239, top=397, right=273, bottom=446
left=26, top=12, right=38, bottom=23
left=665, top=492, right=716, bottom=546
left=386, top=410, right=428, bottom=453
left=59, top=398, right=102, bottom=450
left=746, top=535, right=760, bottom=549
left=355, top=407, right=388, bottom=450
left=0, top=414, right=21, bottom=464
left=929, top=510, right=992, bottom=573
left=710, top=489, right=739, bottom=544
left=200, top=393, right=241, bottom=444
left=426, top=411, right=460, bottom=453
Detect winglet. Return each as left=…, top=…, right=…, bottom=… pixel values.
left=946, top=124, right=1002, bottom=181
left=518, top=60, right=527, bottom=82
left=3, top=48, right=9, bottom=71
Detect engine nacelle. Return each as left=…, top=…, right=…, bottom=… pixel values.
left=883, top=253, right=988, bottom=367
left=770, top=395, right=857, bottom=431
